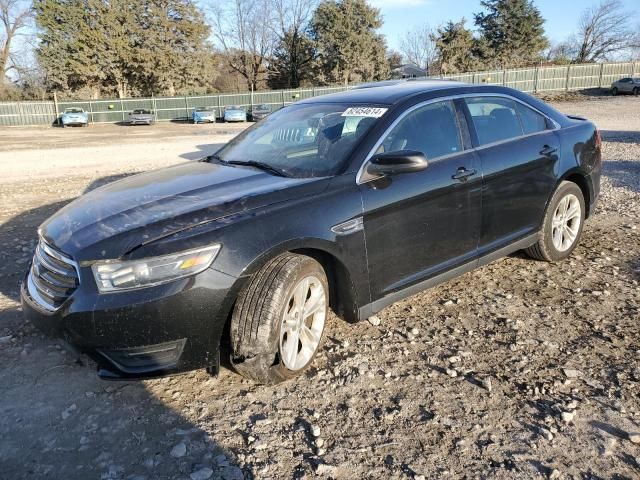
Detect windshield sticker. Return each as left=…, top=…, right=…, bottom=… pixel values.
left=341, top=107, right=388, bottom=118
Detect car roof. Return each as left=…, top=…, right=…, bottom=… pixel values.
left=300, top=80, right=472, bottom=105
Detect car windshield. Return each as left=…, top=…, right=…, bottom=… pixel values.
left=255, top=104, right=270, bottom=110
left=226, top=105, right=243, bottom=111
left=195, top=107, right=212, bottom=112
left=65, top=108, right=83, bottom=113
left=133, top=109, right=151, bottom=114
left=212, top=103, right=384, bottom=178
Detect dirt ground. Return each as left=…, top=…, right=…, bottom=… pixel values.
left=0, top=96, right=639, bottom=480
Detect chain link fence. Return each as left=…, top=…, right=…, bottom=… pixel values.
left=0, top=61, right=638, bottom=127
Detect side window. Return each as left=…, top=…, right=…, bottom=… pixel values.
left=377, top=101, right=462, bottom=159
left=515, top=102, right=548, bottom=135
left=465, top=97, right=523, bottom=146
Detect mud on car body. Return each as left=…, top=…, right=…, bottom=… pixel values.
left=22, top=81, right=601, bottom=383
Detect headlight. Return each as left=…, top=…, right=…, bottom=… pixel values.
left=92, top=244, right=221, bottom=293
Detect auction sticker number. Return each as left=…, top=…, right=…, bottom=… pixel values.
left=341, top=107, right=388, bottom=118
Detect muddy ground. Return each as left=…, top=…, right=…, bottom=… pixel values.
left=0, top=96, right=639, bottom=480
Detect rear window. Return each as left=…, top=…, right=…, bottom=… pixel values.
left=465, top=97, right=523, bottom=146
left=514, top=102, right=548, bottom=135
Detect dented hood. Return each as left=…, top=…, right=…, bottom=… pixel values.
left=40, top=161, right=325, bottom=261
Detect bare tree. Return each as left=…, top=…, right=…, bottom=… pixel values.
left=573, top=0, right=637, bottom=62
left=398, top=23, right=436, bottom=74
left=209, top=0, right=276, bottom=91
left=1, top=0, right=33, bottom=82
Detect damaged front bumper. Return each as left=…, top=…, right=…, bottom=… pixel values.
left=21, top=267, right=240, bottom=379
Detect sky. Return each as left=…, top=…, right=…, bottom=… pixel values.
left=373, top=0, right=640, bottom=51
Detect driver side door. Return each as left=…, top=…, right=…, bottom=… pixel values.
left=358, top=100, right=482, bottom=304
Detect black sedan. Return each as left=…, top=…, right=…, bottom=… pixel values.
left=22, top=81, right=601, bottom=383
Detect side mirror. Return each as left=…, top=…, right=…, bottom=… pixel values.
left=366, top=150, right=428, bottom=176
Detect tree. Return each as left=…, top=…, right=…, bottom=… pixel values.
left=34, top=0, right=212, bottom=97
left=386, top=49, right=403, bottom=70
left=544, top=41, right=573, bottom=65
left=571, top=0, right=638, bottom=63
left=474, top=0, right=548, bottom=68
left=268, top=30, right=315, bottom=88
left=310, top=0, right=389, bottom=85
left=210, top=0, right=275, bottom=91
left=1, top=0, right=33, bottom=82
left=268, top=0, right=317, bottom=89
left=434, top=20, right=481, bottom=75
left=129, top=0, right=211, bottom=96
left=399, top=23, right=436, bottom=74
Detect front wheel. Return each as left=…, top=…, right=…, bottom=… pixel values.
left=230, top=253, right=328, bottom=384
left=525, top=181, right=585, bottom=262
left=612, top=87, right=618, bottom=96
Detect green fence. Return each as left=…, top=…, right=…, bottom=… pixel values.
left=1, top=61, right=638, bottom=127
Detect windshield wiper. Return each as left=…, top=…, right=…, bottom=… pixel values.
left=225, top=160, right=290, bottom=177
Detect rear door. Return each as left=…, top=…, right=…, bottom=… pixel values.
left=359, top=100, right=482, bottom=301
left=462, top=96, right=560, bottom=255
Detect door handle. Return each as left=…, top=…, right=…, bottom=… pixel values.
left=452, top=167, right=477, bottom=182
left=539, top=145, right=558, bottom=157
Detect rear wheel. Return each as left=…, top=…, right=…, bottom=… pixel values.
left=525, top=181, right=585, bottom=262
left=230, top=253, right=328, bottom=384
left=633, top=87, right=639, bottom=96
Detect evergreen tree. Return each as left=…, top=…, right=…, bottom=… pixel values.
left=34, top=0, right=211, bottom=97
left=268, top=29, right=316, bottom=89
left=434, top=20, right=482, bottom=75
left=310, top=0, right=389, bottom=85
left=474, top=0, right=548, bottom=68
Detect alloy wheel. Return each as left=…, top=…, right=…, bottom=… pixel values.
left=551, top=193, right=582, bottom=252
left=279, top=275, right=326, bottom=371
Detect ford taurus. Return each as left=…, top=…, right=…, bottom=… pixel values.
left=22, top=81, right=601, bottom=383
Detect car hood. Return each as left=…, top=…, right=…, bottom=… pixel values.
left=40, top=161, right=327, bottom=261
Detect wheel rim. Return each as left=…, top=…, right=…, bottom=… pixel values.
left=279, top=275, right=326, bottom=371
left=551, top=193, right=581, bottom=252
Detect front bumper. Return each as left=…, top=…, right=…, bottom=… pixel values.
left=21, top=267, right=240, bottom=379
left=61, top=119, right=87, bottom=126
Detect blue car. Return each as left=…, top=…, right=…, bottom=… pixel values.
left=223, top=105, right=247, bottom=122
left=60, top=108, right=89, bottom=127
left=192, top=106, right=217, bottom=124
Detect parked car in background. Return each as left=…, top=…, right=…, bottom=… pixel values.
left=250, top=104, right=272, bottom=121
left=223, top=105, right=247, bottom=122
left=60, top=108, right=88, bottom=127
left=128, top=109, right=155, bottom=125
left=611, top=77, right=640, bottom=96
left=192, top=106, right=217, bottom=124
left=23, top=82, right=601, bottom=384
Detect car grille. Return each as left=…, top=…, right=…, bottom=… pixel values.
left=27, top=239, right=79, bottom=312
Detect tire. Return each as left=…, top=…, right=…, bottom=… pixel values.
left=612, top=87, right=618, bottom=96
left=525, top=181, right=585, bottom=262
left=230, top=253, right=329, bottom=384
left=633, top=87, right=639, bottom=96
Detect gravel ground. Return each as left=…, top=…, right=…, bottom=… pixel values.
left=0, top=96, right=639, bottom=480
